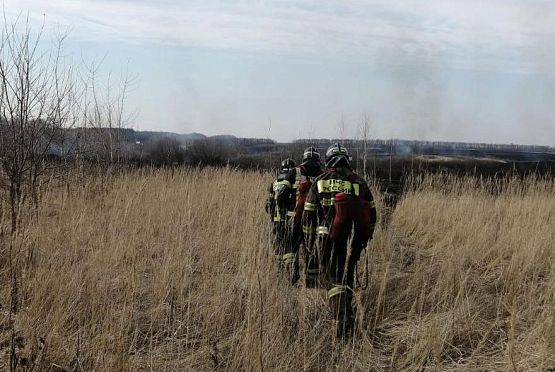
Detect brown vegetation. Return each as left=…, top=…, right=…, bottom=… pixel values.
left=0, top=168, right=553, bottom=371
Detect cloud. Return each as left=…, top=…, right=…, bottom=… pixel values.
left=5, top=0, right=555, bottom=72
left=4, top=0, right=555, bottom=145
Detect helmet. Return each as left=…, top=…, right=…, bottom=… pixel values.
left=302, top=146, right=321, bottom=163
left=280, top=158, right=296, bottom=172
left=325, top=143, right=350, bottom=168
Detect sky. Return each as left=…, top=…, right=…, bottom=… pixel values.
left=4, top=0, right=555, bottom=145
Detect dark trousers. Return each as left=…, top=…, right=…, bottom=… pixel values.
left=321, top=198, right=372, bottom=288
left=273, top=219, right=301, bottom=256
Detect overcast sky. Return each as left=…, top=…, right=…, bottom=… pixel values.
left=4, top=0, right=555, bottom=144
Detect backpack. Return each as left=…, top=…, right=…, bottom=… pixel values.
left=294, top=166, right=318, bottom=220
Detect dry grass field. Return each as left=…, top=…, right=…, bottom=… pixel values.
left=0, top=168, right=554, bottom=371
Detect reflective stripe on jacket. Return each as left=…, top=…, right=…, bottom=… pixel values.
left=302, top=166, right=377, bottom=250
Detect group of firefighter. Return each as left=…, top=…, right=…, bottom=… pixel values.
left=265, top=143, right=377, bottom=337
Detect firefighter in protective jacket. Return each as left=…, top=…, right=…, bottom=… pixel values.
left=288, top=146, right=324, bottom=282
left=266, top=158, right=298, bottom=280
left=265, top=149, right=324, bottom=284
left=302, top=143, right=377, bottom=336
left=292, top=146, right=324, bottom=286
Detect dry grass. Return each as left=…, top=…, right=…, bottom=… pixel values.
left=0, top=168, right=554, bottom=371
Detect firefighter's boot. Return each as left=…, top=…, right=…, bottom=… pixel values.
left=328, top=285, right=356, bottom=339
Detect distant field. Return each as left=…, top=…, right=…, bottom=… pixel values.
left=0, top=168, right=553, bottom=371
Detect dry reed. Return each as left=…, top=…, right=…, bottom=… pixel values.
left=0, top=168, right=553, bottom=371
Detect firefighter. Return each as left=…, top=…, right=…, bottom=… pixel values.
left=265, top=158, right=298, bottom=279
left=265, top=148, right=324, bottom=285
left=289, top=146, right=324, bottom=283
left=302, top=143, right=377, bottom=337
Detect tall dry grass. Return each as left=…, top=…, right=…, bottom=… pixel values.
left=0, top=168, right=553, bottom=371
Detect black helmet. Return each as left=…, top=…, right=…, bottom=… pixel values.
left=280, top=158, right=296, bottom=172
left=302, top=146, right=321, bottom=163
left=325, top=143, right=350, bottom=168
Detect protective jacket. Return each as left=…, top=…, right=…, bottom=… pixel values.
left=302, top=166, right=377, bottom=288
left=266, top=163, right=323, bottom=223
left=289, top=162, right=324, bottom=248
left=265, top=163, right=324, bottom=271
left=266, top=171, right=297, bottom=223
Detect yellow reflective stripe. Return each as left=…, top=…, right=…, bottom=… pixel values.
left=317, top=179, right=359, bottom=196
left=282, top=253, right=296, bottom=263
left=303, top=225, right=316, bottom=234
left=328, top=286, right=346, bottom=298
left=273, top=180, right=292, bottom=191
left=276, top=253, right=296, bottom=263
left=304, top=202, right=317, bottom=211
left=317, top=179, right=326, bottom=193
left=274, top=205, right=281, bottom=221
left=327, top=285, right=351, bottom=299
left=321, top=198, right=335, bottom=206
left=316, top=226, right=329, bottom=235
left=287, top=211, right=296, bottom=217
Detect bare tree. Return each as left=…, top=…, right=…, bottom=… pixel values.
left=0, top=17, right=81, bottom=372
left=358, top=114, right=371, bottom=178
left=77, top=58, right=135, bottom=165
left=0, top=15, right=78, bottom=233
left=337, top=114, right=348, bottom=141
